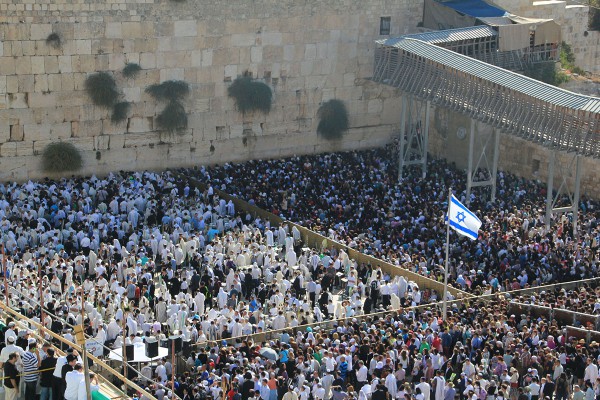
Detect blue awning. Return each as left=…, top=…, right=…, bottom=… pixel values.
left=439, top=0, right=508, bottom=17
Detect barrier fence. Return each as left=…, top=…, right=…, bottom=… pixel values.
left=179, top=173, right=470, bottom=299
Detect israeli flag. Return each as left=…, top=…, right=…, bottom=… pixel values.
left=448, top=194, right=482, bottom=240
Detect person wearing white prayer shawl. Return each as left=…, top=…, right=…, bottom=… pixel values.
left=390, top=293, right=401, bottom=310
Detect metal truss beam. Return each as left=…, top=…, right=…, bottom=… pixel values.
left=398, top=95, right=430, bottom=181
left=466, top=122, right=500, bottom=204
left=545, top=151, right=582, bottom=237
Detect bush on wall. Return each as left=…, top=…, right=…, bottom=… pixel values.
left=227, top=75, right=272, bottom=114
left=317, top=99, right=349, bottom=140
left=46, top=33, right=61, bottom=49
left=85, top=72, right=119, bottom=108
left=111, top=101, right=131, bottom=124
left=146, top=80, right=190, bottom=133
left=156, top=101, right=188, bottom=132
left=146, top=80, right=190, bottom=102
left=42, top=142, right=83, bottom=173
left=122, top=63, right=142, bottom=78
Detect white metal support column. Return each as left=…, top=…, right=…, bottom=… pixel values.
left=544, top=151, right=582, bottom=237
left=398, top=95, right=407, bottom=183
left=466, top=122, right=500, bottom=205
left=398, top=95, right=429, bottom=180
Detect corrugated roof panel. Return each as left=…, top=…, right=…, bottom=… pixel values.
left=386, top=38, right=596, bottom=110
left=377, top=26, right=497, bottom=46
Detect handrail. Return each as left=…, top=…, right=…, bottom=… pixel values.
left=0, top=300, right=157, bottom=400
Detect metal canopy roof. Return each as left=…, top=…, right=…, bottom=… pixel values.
left=373, top=37, right=600, bottom=157
left=389, top=37, right=600, bottom=111
left=376, top=26, right=497, bottom=46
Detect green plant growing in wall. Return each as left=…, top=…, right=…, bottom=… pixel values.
left=85, top=72, right=119, bottom=108
left=42, top=142, right=83, bottom=173
left=45, top=33, right=61, bottom=49
left=111, top=101, right=131, bottom=124
left=317, top=99, right=349, bottom=140
left=227, top=75, right=272, bottom=114
left=524, top=62, right=569, bottom=87
left=145, top=80, right=190, bottom=133
left=122, top=63, right=142, bottom=78
left=156, top=101, right=188, bottom=132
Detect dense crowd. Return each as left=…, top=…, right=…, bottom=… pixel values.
left=0, top=146, right=597, bottom=400
left=0, top=167, right=436, bottom=400
left=189, top=146, right=600, bottom=294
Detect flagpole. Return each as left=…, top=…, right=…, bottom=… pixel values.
left=443, top=188, right=451, bottom=320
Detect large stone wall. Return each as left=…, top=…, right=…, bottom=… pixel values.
left=0, top=0, right=421, bottom=180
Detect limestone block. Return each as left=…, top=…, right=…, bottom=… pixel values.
left=108, top=53, right=125, bottom=71
left=262, top=32, right=283, bottom=46
left=94, top=54, right=109, bottom=71
left=300, top=61, right=313, bottom=77
left=231, top=33, right=256, bottom=47
left=124, top=132, right=161, bottom=147
left=34, top=75, right=48, bottom=93
left=30, top=56, right=44, bottom=74
left=66, top=137, right=95, bottom=152
left=122, top=22, right=142, bottom=38
left=127, top=117, right=153, bottom=133
left=139, top=53, right=156, bottom=69
left=107, top=133, right=126, bottom=149
left=123, top=87, right=141, bottom=102
left=75, top=40, right=92, bottom=55
left=6, top=75, right=17, bottom=93
left=160, top=68, right=184, bottom=81
left=75, top=120, right=102, bottom=138
left=101, top=119, right=126, bottom=136
left=57, top=56, right=72, bottom=74
left=283, top=45, right=295, bottom=62
left=8, top=93, right=28, bottom=109
left=224, top=64, right=237, bottom=79
left=24, top=123, right=52, bottom=141
left=60, top=74, right=74, bottom=91
left=367, top=98, right=383, bottom=114
left=202, top=49, right=213, bottom=67
left=174, top=20, right=197, bottom=37
left=95, top=135, right=110, bottom=150
left=172, top=37, right=196, bottom=51
left=262, top=46, right=282, bottom=63
left=0, top=76, right=5, bottom=93
left=105, top=22, right=122, bottom=39
left=30, top=24, right=52, bottom=41
left=9, top=124, right=24, bottom=141
left=251, top=46, right=263, bottom=63
left=0, top=57, right=16, bottom=75
left=42, top=56, right=58, bottom=74
left=1, top=141, right=34, bottom=157
left=15, top=56, right=32, bottom=75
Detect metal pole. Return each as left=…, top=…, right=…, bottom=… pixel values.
left=39, top=261, right=44, bottom=338
left=545, top=150, right=556, bottom=231
left=466, top=119, right=475, bottom=205
left=422, top=100, right=431, bottom=179
left=2, top=244, right=7, bottom=307
left=398, top=95, right=407, bottom=182
left=573, top=155, right=582, bottom=238
left=443, top=188, right=451, bottom=320
left=81, top=289, right=92, bottom=400
left=122, top=312, right=128, bottom=382
left=491, top=129, right=500, bottom=202
left=171, top=336, right=176, bottom=395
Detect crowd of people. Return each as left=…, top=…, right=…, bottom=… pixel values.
left=0, top=146, right=596, bottom=400
left=188, top=145, right=600, bottom=294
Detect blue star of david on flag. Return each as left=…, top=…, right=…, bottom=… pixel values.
left=447, top=195, right=482, bottom=240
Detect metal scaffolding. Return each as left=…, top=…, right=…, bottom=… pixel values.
left=398, top=96, right=430, bottom=180
left=545, top=151, right=582, bottom=236
left=466, top=121, right=500, bottom=204
left=373, top=39, right=600, bottom=158
left=373, top=37, right=600, bottom=230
